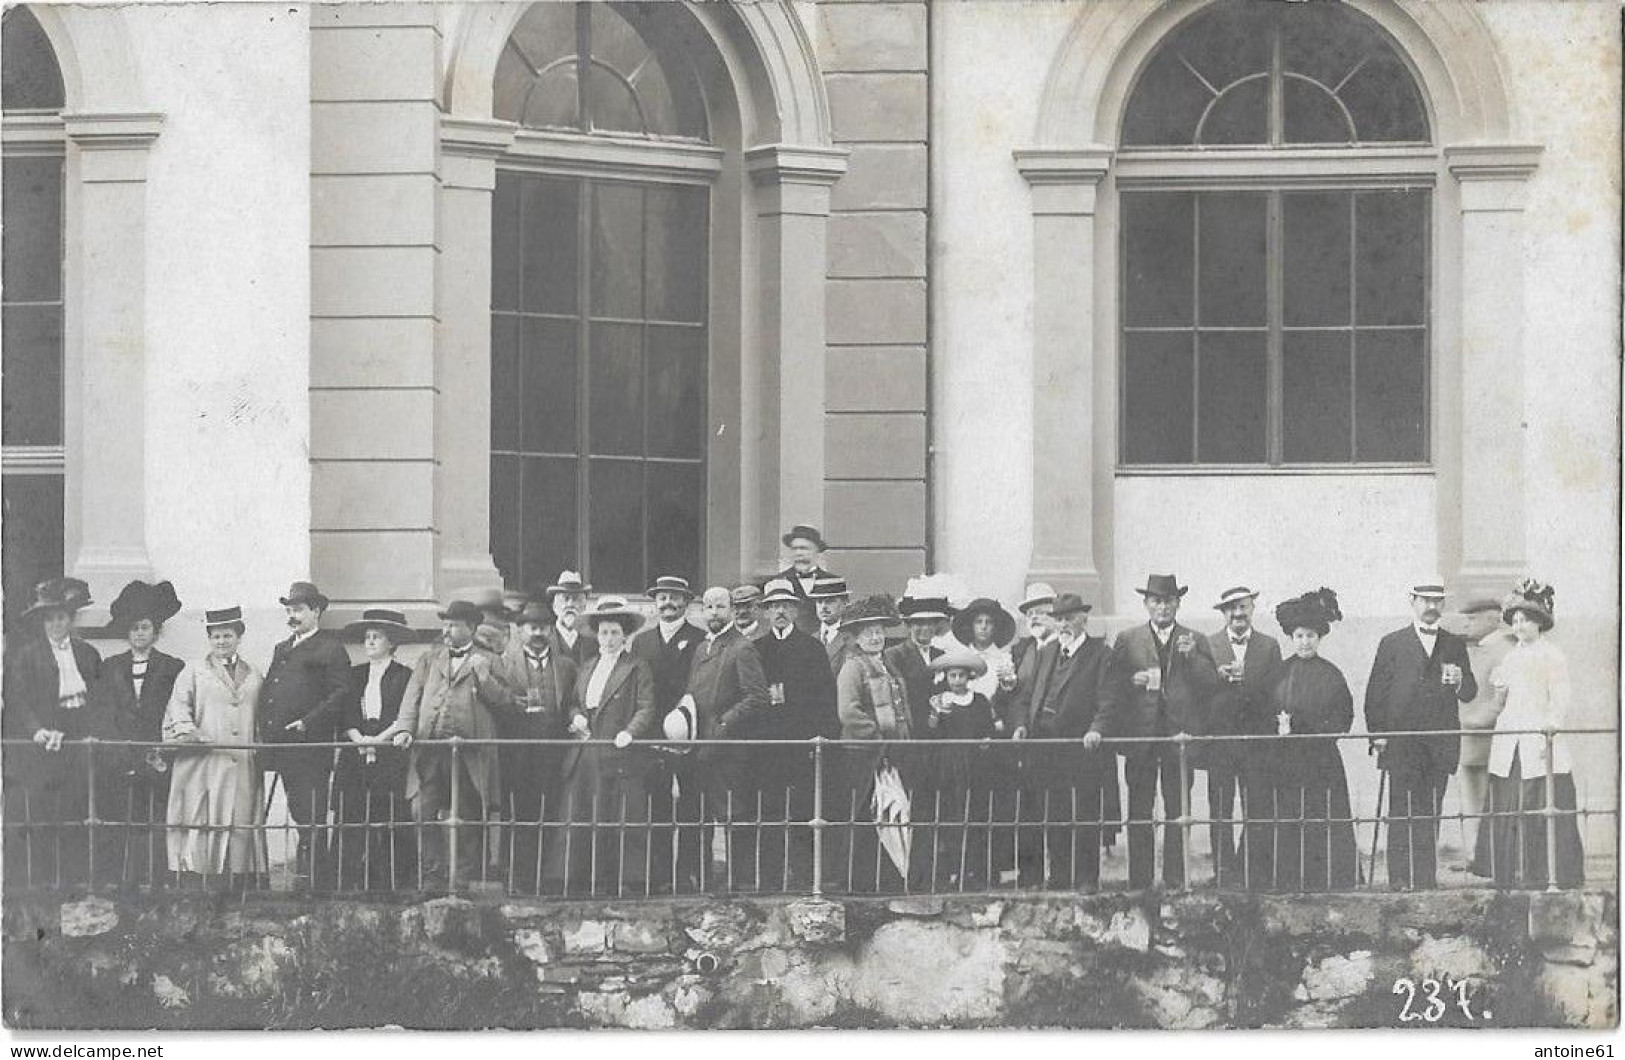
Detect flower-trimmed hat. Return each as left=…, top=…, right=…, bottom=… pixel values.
left=951, top=597, right=1016, bottom=648
left=837, top=593, right=900, bottom=631
left=23, top=577, right=92, bottom=619
left=1274, top=588, right=1343, bottom=637
left=1501, top=578, right=1555, bottom=632
left=108, top=580, right=182, bottom=630
left=930, top=647, right=989, bottom=678
left=583, top=596, right=646, bottom=635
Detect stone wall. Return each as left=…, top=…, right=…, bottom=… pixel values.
left=4, top=890, right=1615, bottom=1030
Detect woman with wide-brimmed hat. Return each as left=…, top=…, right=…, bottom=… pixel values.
left=162, top=606, right=269, bottom=885
left=93, top=580, right=186, bottom=886
left=332, top=609, right=417, bottom=889
left=832, top=594, right=916, bottom=892
left=1253, top=588, right=1359, bottom=892
left=2, top=577, right=102, bottom=886
left=1477, top=579, right=1585, bottom=888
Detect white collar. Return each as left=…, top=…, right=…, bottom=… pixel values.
left=942, top=689, right=975, bottom=706
left=596, top=647, right=624, bottom=667
left=705, top=623, right=734, bottom=642
left=773, top=626, right=794, bottom=640
left=659, top=617, right=688, bottom=639
left=291, top=627, right=319, bottom=646
left=49, top=637, right=72, bottom=653
left=1151, top=623, right=1174, bottom=643
left=367, top=656, right=391, bottom=670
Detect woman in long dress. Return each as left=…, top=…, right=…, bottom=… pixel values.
left=834, top=594, right=915, bottom=893
left=163, top=606, right=267, bottom=883
left=1479, top=580, right=1585, bottom=889
left=1254, top=588, right=1359, bottom=892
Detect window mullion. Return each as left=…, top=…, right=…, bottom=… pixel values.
left=1191, top=194, right=1202, bottom=465
left=1266, top=190, right=1284, bottom=465
left=1349, top=193, right=1360, bottom=461
left=575, top=2, right=591, bottom=133
left=1268, top=24, right=1284, bottom=148
left=577, top=180, right=594, bottom=584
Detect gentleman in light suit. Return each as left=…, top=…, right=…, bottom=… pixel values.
left=1205, top=586, right=1284, bottom=888
left=1364, top=579, right=1478, bottom=890
left=1109, top=574, right=1221, bottom=889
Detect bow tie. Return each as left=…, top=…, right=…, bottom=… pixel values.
left=448, top=647, right=471, bottom=659
left=1418, top=627, right=1439, bottom=637
left=525, top=650, right=548, bottom=664
left=1230, top=635, right=1249, bottom=646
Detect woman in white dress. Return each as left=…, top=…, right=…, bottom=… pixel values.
left=1479, top=580, right=1585, bottom=889
left=163, top=606, right=268, bottom=884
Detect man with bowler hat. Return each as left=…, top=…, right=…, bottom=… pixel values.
left=732, top=584, right=768, bottom=641
left=259, top=580, right=351, bottom=884
left=1206, top=586, right=1283, bottom=887
left=1110, top=574, right=1220, bottom=889
left=1364, top=579, right=1477, bottom=890
left=774, top=525, right=837, bottom=633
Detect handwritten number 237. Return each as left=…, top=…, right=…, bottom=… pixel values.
left=1392, top=977, right=1475, bottom=1022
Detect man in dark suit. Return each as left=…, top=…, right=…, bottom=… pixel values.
left=772, top=524, right=838, bottom=633
left=633, top=574, right=704, bottom=887
left=259, top=580, right=352, bottom=884
left=809, top=576, right=856, bottom=671
left=1364, top=579, right=1478, bottom=890
left=885, top=594, right=950, bottom=733
left=496, top=601, right=580, bottom=893
left=1012, top=593, right=1118, bottom=890
left=541, top=571, right=596, bottom=667
left=1204, top=586, right=1284, bottom=889
left=681, top=587, right=770, bottom=890
left=732, top=584, right=768, bottom=641
left=1109, top=574, right=1221, bottom=889
left=750, top=579, right=840, bottom=887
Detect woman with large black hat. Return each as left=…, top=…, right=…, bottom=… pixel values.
left=1254, top=588, right=1359, bottom=891
left=332, top=609, right=416, bottom=889
left=1477, top=579, right=1585, bottom=888
left=2, top=577, right=102, bottom=887
left=94, top=580, right=185, bottom=886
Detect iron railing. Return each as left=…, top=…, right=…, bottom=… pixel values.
left=1, top=728, right=1614, bottom=898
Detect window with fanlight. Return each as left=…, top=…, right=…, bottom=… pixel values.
left=1117, top=0, right=1432, bottom=468
left=2, top=5, right=67, bottom=629
left=489, top=1, right=716, bottom=595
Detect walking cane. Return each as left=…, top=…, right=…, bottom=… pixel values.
left=1366, top=768, right=1386, bottom=887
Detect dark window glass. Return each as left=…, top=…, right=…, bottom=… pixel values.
left=2, top=7, right=64, bottom=112
left=2, top=154, right=63, bottom=449
left=521, top=176, right=578, bottom=315
left=1283, top=331, right=1352, bottom=463
left=491, top=175, right=521, bottom=312
left=2, top=473, right=63, bottom=633
left=588, top=458, right=643, bottom=591
left=1122, top=192, right=1193, bottom=327
left=3, top=157, right=63, bottom=301
left=523, top=317, right=577, bottom=455
left=523, top=456, right=579, bottom=586
left=1121, top=0, right=1429, bottom=148
left=644, top=185, right=708, bottom=323
left=1198, top=193, right=1266, bottom=327
left=590, top=183, right=644, bottom=318
left=645, top=325, right=705, bottom=460
left=1356, top=189, right=1428, bottom=326
left=1355, top=330, right=1427, bottom=461
left=491, top=314, right=522, bottom=452
left=1196, top=332, right=1267, bottom=463
left=1, top=306, right=63, bottom=448
left=489, top=453, right=521, bottom=581
left=589, top=321, right=643, bottom=456
left=1283, top=192, right=1351, bottom=327
left=1122, top=331, right=1194, bottom=464
left=645, top=461, right=702, bottom=590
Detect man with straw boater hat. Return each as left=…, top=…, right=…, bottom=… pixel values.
left=1205, top=585, right=1282, bottom=887
left=1364, top=578, right=1478, bottom=890
left=809, top=575, right=855, bottom=670
left=1109, top=573, right=1220, bottom=889
left=258, top=580, right=351, bottom=886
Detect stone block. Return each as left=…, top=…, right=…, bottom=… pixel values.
left=1538, top=959, right=1619, bottom=1028
left=312, top=460, right=435, bottom=530
left=826, top=413, right=927, bottom=479
left=417, top=896, right=486, bottom=951
left=311, top=316, right=437, bottom=388
left=826, top=279, right=926, bottom=344
left=312, top=173, right=438, bottom=247
left=886, top=896, right=944, bottom=917
left=832, top=144, right=927, bottom=211
left=151, top=974, right=191, bottom=1010
left=828, top=212, right=926, bottom=278
left=575, top=989, right=678, bottom=1029
left=826, top=74, right=927, bottom=142
left=1407, top=934, right=1494, bottom=981
left=512, top=928, right=552, bottom=966
left=847, top=919, right=1005, bottom=1025
left=1101, top=909, right=1152, bottom=953
left=1300, top=950, right=1375, bottom=1002
left=1529, top=891, right=1607, bottom=965
left=312, top=25, right=439, bottom=102
left=562, top=919, right=611, bottom=956
left=310, top=389, right=435, bottom=460
left=312, top=245, right=437, bottom=317
left=59, top=897, right=118, bottom=938
left=208, top=936, right=293, bottom=1000
left=310, top=528, right=436, bottom=601
left=787, top=899, right=846, bottom=946
left=682, top=903, right=761, bottom=953
left=312, top=100, right=438, bottom=175
left=819, top=3, right=928, bottom=72
left=613, top=920, right=672, bottom=954
left=825, top=480, right=926, bottom=547
left=826, top=346, right=926, bottom=412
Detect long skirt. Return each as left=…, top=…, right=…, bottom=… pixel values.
left=166, top=749, right=267, bottom=877
left=1474, top=751, right=1585, bottom=889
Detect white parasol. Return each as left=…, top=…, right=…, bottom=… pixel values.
left=871, top=764, right=912, bottom=878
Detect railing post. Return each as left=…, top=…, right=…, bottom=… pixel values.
left=1176, top=733, right=1191, bottom=893
left=84, top=738, right=98, bottom=890
left=1543, top=726, right=1560, bottom=893
left=811, top=737, right=825, bottom=897
left=448, top=738, right=461, bottom=893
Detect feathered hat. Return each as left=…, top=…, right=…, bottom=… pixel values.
left=1274, top=587, right=1343, bottom=637
left=1501, top=578, right=1555, bottom=631
left=838, top=593, right=901, bottom=631
left=108, top=580, right=183, bottom=630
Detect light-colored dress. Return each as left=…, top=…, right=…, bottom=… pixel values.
left=162, top=656, right=268, bottom=875
left=1487, top=637, right=1575, bottom=778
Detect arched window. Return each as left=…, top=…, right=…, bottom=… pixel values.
left=1117, top=0, right=1431, bottom=466
left=2, top=5, right=66, bottom=627
left=489, top=1, right=713, bottom=593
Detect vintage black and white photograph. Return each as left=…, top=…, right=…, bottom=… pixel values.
left=0, top=0, right=1618, bottom=1040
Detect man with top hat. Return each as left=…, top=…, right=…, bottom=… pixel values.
left=3, top=577, right=103, bottom=885
left=95, top=580, right=187, bottom=885
left=1206, top=585, right=1283, bottom=888
left=333, top=609, right=415, bottom=889
left=1109, top=573, right=1221, bottom=889
left=678, top=586, right=770, bottom=890
left=1009, top=592, right=1119, bottom=890
left=380, top=600, right=517, bottom=887
left=1364, top=578, right=1478, bottom=890
left=731, top=584, right=768, bottom=642
left=809, top=575, right=855, bottom=671
left=258, top=580, right=351, bottom=884
left=774, top=524, right=838, bottom=633
left=495, top=599, right=581, bottom=893
left=541, top=571, right=596, bottom=667
left=750, top=578, right=840, bottom=888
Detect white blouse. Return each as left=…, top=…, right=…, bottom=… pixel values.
left=584, top=649, right=623, bottom=713
left=1486, top=637, right=1575, bottom=778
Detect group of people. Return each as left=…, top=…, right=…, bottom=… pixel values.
left=1, top=522, right=1588, bottom=896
